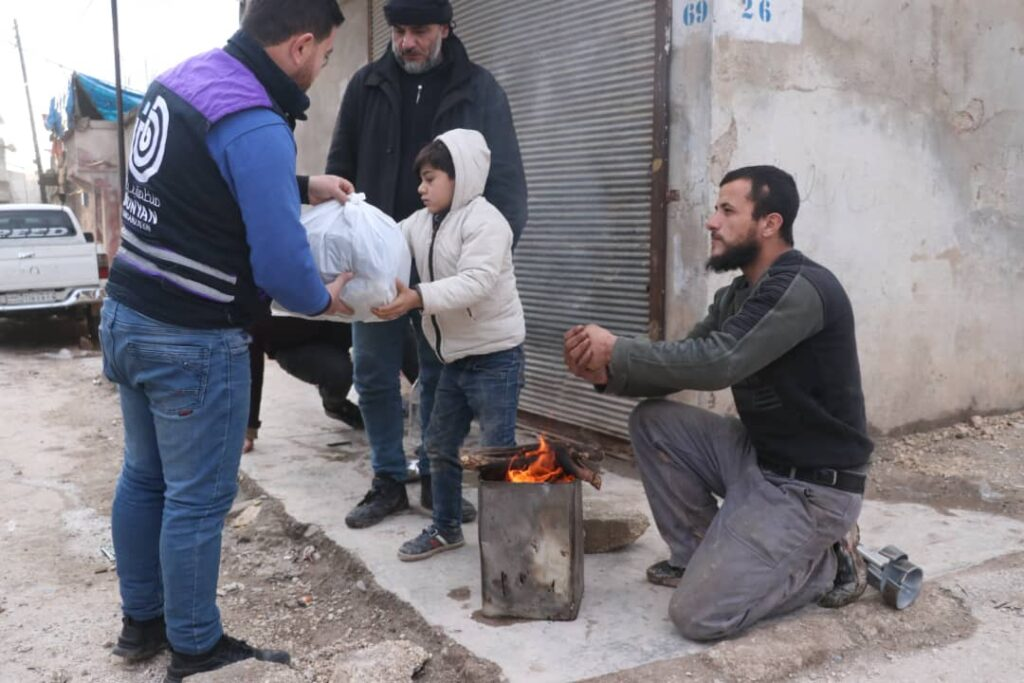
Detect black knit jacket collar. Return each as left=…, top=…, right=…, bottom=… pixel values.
left=224, top=29, right=310, bottom=130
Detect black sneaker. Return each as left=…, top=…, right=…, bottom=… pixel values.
left=398, top=525, right=465, bottom=562
left=646, top=560, right=685, bottom=588
left=111, top=615, right=168, bottom=662
left=322, top=398, right=364, bottom=430
left=419, top=474, right=477, bottom=523
left=163, top=634, right=290, bottom=683
left=819, top=523, right=868, bottom=608
left=344, top=476, right=410, bottom=529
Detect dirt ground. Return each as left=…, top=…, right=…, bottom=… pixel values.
left=1, top=314, right=1023, bottom=682
left=0, top=317, right=499, bottom=683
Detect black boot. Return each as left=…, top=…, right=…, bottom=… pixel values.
left=111, top=615, right=168, bottom=662
left=419, top=474, right=477, bottom=524
left=164, top=634, right=289, bottom=683
left=344, top=476, right=410, bottom=529
left=646, top=560, right=685, bottom=588
left=818, top=523, right=868, bottom=608
left=322, top=395, right=364, bottom=430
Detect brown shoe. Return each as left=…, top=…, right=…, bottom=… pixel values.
left=818, top=523, right=868, bottom=608
left=646, top=560, right=685, bottom=588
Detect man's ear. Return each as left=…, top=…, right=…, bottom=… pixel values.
left=761, top=212, right=783, bottom=239
left=291, top=32, right=316, bottom=64
left=440, top=24, right=451, bottom=39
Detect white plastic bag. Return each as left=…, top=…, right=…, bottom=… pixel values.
left=299, top=194, right=411, bottom=323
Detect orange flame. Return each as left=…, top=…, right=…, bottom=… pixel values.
left=506, top=436, right=575, bottom=484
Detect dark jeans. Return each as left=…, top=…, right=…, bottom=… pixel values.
left=352, top=311, right=437, bottom=480
left=426, top=345, right=525, bottom=533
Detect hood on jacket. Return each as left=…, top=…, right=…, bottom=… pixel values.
left=436, top=128, right=490, bottom=214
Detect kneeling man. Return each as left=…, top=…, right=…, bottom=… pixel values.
left=564, top=166, right=872, bottom=641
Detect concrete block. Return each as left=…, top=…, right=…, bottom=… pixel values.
left=330, top=640, right=430, bottom=683
left=583, top=498, right=650, bottom=554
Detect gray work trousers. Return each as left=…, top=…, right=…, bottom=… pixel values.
left=629, top=399, right=862, bottom=641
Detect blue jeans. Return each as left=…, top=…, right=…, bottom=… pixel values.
left=99, top=299, right=250, bottom=654
left=426, top=345, right=525, bottom=534
left=352, top=311, right=440, bottom=480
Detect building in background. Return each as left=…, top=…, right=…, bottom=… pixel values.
left=293, top=0, right=1024, bottom=442
left=0, top=135, right=12, bottom=204
left=0, top=114, right=33, bottom=205
left=43, top=73, right=141, bottom=249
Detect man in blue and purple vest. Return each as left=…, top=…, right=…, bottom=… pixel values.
left=100, top=1, right=352, bottom=679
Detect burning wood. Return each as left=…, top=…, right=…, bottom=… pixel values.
left=507, top=437, right=572, bottom=483
left=460, top=436, right=603, bottom=490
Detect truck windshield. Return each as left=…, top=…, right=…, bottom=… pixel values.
left=0, top=210, right=77, bottom=239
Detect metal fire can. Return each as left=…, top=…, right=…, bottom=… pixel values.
left=478, top=478, right=584, bottom=620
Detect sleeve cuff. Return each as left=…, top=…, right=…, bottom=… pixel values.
left=416, top=282, right=435, bottom=313
left=297, top=175, right=310, bottom=205
left=604, top=337, right=634, bottom=395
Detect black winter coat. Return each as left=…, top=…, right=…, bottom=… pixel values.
left=325, top=35, right=528, bottom=246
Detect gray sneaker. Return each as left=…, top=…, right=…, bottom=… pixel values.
left=398, top=525, right=465, bottom=562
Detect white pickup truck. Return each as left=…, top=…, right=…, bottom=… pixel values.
left=0, top=204, right=106, bottom=339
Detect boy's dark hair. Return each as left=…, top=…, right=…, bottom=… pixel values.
left=242, top=0, right=345, bottom=46
left=720, top=165, right=799, bottom=246
left=414, top=139, right=456, bottom=179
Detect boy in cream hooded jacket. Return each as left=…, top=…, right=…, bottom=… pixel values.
left=373, top=128, right=525, bottom=561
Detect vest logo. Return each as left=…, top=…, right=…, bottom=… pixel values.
left=129, top=96, right=170, bottom=184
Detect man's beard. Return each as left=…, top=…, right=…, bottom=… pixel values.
left=706, top=236, right=761, bottom=273
left=393, top=36, right=444, bottom=74
left=294, top=60, right=315, bottom=92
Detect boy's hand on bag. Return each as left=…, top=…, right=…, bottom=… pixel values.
left=325, top=272, right=356, bottom=316
left=372, top=280, right=422, bottom=320
left=308, top=174, right=355, bottom=205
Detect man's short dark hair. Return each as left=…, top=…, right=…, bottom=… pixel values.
left=720, top=165, right=799, bottom=246
left=414, top=140, right=456, bottom=179
left=241, top=0, right=344, bottom=46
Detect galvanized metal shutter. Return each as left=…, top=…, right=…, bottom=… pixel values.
left=370, top=1, right=389, bottom=60
left=371, top=1, right=656, bottom=439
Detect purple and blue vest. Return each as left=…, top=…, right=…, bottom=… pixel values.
left=107, top=50, right=279, bottom=328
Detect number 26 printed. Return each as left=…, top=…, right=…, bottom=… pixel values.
left=742, top=0, right=773, bottom=23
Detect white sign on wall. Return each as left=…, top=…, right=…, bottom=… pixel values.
left=677, top=0, right=804, bottom=45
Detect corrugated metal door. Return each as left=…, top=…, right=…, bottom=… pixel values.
left=370, top=1, right=657, bottom=439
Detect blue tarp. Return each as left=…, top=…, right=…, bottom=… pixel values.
left=44, top=72, right=143, bottom=138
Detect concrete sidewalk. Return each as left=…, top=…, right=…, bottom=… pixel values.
left=242, top=362, right=1024, bottom=682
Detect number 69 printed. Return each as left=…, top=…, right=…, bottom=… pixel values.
left=682, top=0, right=709, bottom=26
